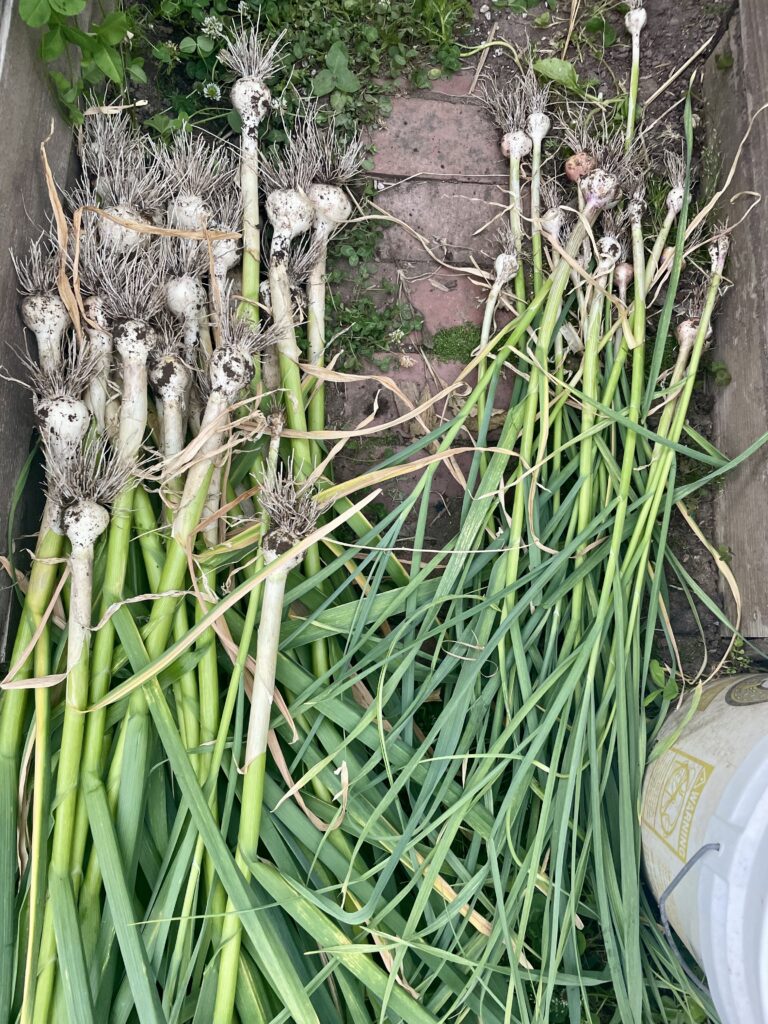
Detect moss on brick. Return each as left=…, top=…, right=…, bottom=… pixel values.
left=432, top=322, right=481, bottom=363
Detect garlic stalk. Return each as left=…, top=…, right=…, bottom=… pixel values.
left=99, top=248, right=164, bottom=459
left=525, top=74, right=551, bottom=292
left=163, top=236, right=212, bottom=362
left=174, top=305, right=274, bottom=544
left=305, top=121, right=365, bottom=439
left=476, top=231, right=518, bottom=437
left=263, top=130, right=317, bottom=473
left=31, top=436, right=132, bottom=1024
left=213, top=469, right=320, bottom=1024
left=218, top=26, right=285, bottom=318
left=209, top=187, right=244, bottom=312
left=645, top=151, right=685, bottom=285
left=480, top=75, right=530, bottom=301
left=624, top=0, right=647, bottom=149
left=149, top=329, right=192, bottom=501
left=82, top=295, right=112, bottom=430
left=0, top=341, right=93, bottom=1022
left=12, top=232, right=69, bottom=373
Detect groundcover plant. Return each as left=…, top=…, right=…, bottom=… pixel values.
left=0, top=5, right=758, bottom=1022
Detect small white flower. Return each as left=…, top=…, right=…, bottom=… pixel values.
left=202, top=82, right=222, bottom=101
left=237, top=0, right=248, bottom=13
left=388, top=327, right=405, bottom=345
left=201, top=14, right=225, bottom=38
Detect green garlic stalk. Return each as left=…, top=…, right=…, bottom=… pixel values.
left=218, top=26, right=285, bottom=319
left=624, top=1, right=647, bottom=150
left=213, top=470, right=320, bottom=1024
left=32, top=438, right=132, bottom=1024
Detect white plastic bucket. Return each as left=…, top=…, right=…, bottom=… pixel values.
left=641, top=672, right=768, bottom=1023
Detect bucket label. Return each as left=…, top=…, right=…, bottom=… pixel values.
left=642, top=747, right=714, bottom=861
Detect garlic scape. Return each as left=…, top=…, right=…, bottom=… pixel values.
left=11, top=230, right=69, bottom=373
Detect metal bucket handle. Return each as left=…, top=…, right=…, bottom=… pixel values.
left=657, top=841, right=721, bottom=996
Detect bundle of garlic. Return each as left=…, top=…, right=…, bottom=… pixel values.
left=0, top=10, right=755, bottom=1024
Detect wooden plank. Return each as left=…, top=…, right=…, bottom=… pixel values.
left=0, top=2, right=82, bottom=657
left=703, top=0, right=768, bottom=637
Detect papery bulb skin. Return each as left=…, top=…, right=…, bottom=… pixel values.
left=21, top=293, right=69, bottom=369
left=308, top=183, right=353, bottom=240
left=83, top=294, right=109, bottom=334
left=63, top=499, right=110, bottom=552
left=629, top=194, right=646, bottom=224
left=231, top=78, right=273, bottom=146
left=266, top=189, right=315, bottom=261
left=166, top=275, right=207, bottom=319
left=149, top=352, right=191, bottom=406
left=597, top=236, right=622, bottom=266
left=36, top=396, right=90, bottom=463
left=168, top=195, right=212, bottom=231
left=614, top=262, right=634, bottom=299
left=565, top=152, right=597, bottom=182
left=494, top=251, right=518, bottom=285
left=114, top=320, right=156, bottom=366
left=527, top=112, right=550, bottom=145
left=625, top=5, right=647, bottom=36
left=667, top=186, right=684, bottom=217
left=675, top=319, right=698, bottom=356
left=501, top=130, right=532, bottom=160
left=541, top=206, right=563, bottom=241
left=661, top=245, right=677, bottom=268
left=580, top=169, right=619, bottom=211
left=212, top=236, right=240, bottom=282
left=259, top=279, right=272, bottom=314
left=709, top=236, right=730, bottom=274
left=101, top=205, right=150, bottom=252
left=209, top=345, right=253, bottom=400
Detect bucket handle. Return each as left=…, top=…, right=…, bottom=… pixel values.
left=658, top=842, right=721, bottom=996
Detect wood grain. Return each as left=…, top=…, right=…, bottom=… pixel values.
left=703, top=0, right=768, bottom=637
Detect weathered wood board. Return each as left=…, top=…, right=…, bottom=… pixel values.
left=703, top=0, right=768, bottom=638
left=0, top=1, right=82, bottom=658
